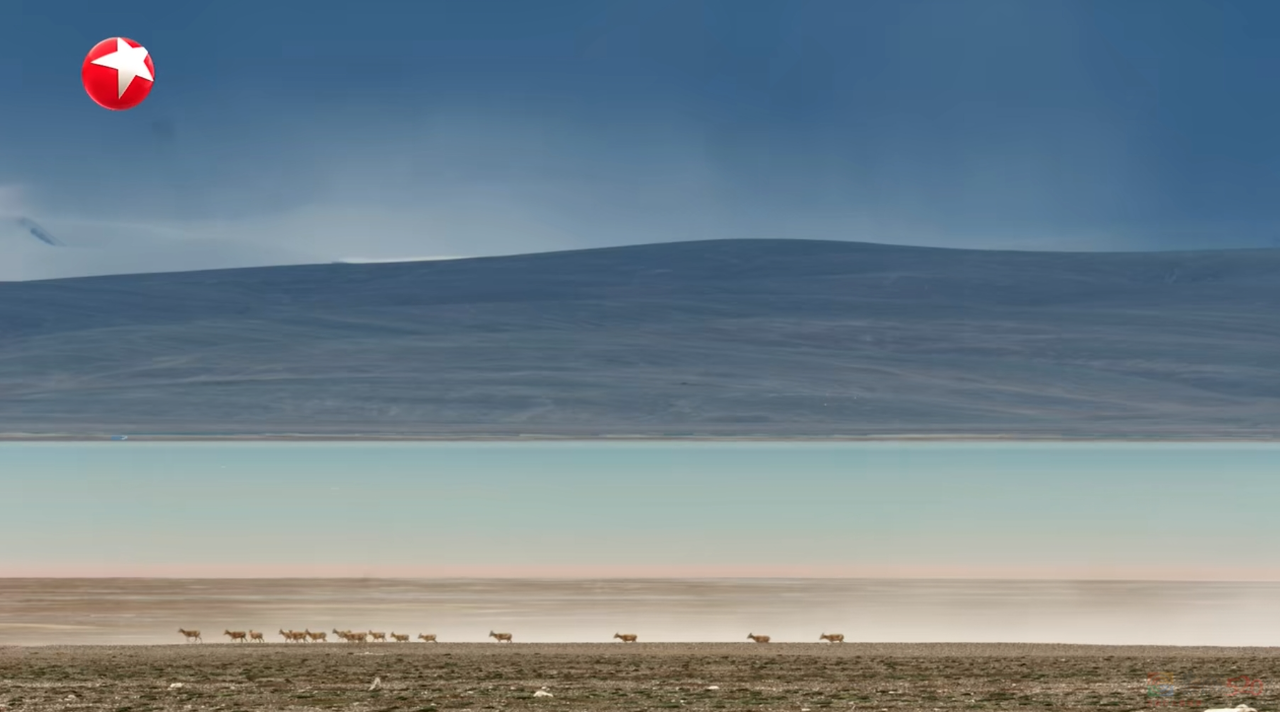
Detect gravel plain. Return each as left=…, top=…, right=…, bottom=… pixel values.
left=2, top=642, right=1277, bottom=711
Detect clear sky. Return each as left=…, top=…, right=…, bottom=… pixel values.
left=3, top=442, right=1278, bottom=580
left=2, top=0, right=1280, bottom=279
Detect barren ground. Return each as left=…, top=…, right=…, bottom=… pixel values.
left=1, top=643, right=1277, bottom=711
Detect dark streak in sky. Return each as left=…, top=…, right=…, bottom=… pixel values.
left=15, top=217, right=65, bottom=247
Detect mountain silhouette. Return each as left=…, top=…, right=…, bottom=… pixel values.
left=0, top=239, right=1276, bottom=438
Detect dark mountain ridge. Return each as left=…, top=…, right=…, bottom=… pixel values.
left=1, top=239, right=1277, bottom=438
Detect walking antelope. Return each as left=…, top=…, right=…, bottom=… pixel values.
left=819, top=633, right=845, bottom=643
left=249, top=630, right=264, bottom=642
left=223, top=629, right=247, bottom=643
left=305, top=629, right=327, bottom=642
left=390, top=632, right=410, bottom=642
left=417, top=634, right=438, bottom=643
left=747, top=633, right=771, bottom=643
left=178, top=628, right=202, bottom=643
left=368, top=630, right=387, bottom=642
left=279, top=628, right=305, bottom=642
left=490, top=630, right=513, bottom=642
left=613, top=633, right=638, bottom=643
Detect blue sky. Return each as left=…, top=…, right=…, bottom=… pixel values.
left=2, top=0, right=1280, bottom=279
left=3, top=442, right=1278, bottom=579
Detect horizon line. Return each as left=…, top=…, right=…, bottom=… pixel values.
left=12, top=236, right=1280, bottom=284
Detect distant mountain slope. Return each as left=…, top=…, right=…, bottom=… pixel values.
left=0, top=239, right=1277, bottom=438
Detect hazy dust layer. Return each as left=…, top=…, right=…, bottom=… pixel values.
left=6, top=578, right=1280, bottom=647
left=0, top=643, right=1276, bottom=711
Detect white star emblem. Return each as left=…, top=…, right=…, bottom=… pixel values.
left=91, top=38, right=152, bottom=99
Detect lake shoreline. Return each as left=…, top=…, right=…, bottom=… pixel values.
left=3, top=641, right=1279, bottom=654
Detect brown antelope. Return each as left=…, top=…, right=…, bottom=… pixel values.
left=368, top=630, right=387, bottom=642
left=305, top=629, right=327, bottom=642
left=417, top=634, right=438, bottom=643
left=747, top=633, right=771, bottom=643
left=390, top=632, right=410, bottom=642
left=819, top=633, right=845, bottom=643
left=223, top=629, right=247, bottom=643
left=489, top=630, right=513, bottom=642
left=279, top=628, right=305, bottom=642
left=178, top=628, right=202, bottom=643
left=249, top=630, right=264, bottom=642
left=613, top=633, right=638, bottom=643
left=342, top=630, right=366, bottom=643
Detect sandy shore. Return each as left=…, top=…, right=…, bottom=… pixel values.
left=1, top=642, right=1275, bottom=711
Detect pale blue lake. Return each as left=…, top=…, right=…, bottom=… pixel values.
left=0, top=441, right=1277, bottom=645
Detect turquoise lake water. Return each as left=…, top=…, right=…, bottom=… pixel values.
left=0, top=441, right=1276, bottom=645
left=1, top=441, right=1276, bottom=577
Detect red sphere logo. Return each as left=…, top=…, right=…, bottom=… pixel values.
left=81, top=37, right=154, bottom=111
